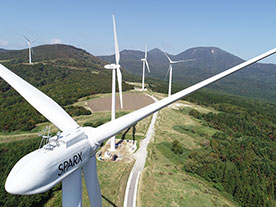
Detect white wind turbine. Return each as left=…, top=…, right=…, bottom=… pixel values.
left=141, top=44, right=150, bottom=90
left=104, top=15, right=123, bottom=151
left=23, top=35, right=35, bottom=64
left=162, top=49, right=194, bottom=96
left=2, top=48, right=276, bottom=207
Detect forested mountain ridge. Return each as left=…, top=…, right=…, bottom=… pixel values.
left=99, top=47, right=276, bottom=102
left=0, top=48, right=8, bottom=53
left=0, top=44, right=104, bottom=68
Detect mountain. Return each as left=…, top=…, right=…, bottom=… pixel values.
left=0, top=44, right=104, bottom=67
left=99, top=47, right=276, bottom=102
left=0, top=48, right=8, bottom=53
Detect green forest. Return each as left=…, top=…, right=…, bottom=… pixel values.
left=0, top=61, right=132, bottom=132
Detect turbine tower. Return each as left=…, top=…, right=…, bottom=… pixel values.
left=162, top=49, right=194, bottom=96
left=141, top=44, right=150, bottom=90
left=23, top=35, right=35, bottom=64
left=104, top=15, right=123, bottom=151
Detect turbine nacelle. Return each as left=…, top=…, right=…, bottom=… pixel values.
left=104, top=64, right=120, bottom=70
left=5, top=127, right=99, bottom=195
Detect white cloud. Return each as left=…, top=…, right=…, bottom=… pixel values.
left=50, top=38, right=62, bottom=44
left=0, top=40, right=8, bottom=47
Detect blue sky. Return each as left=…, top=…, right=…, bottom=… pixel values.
left=1, top=0, right=276, bottom=63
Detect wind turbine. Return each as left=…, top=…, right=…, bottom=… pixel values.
left=104, top=15, right=123, bottom=151
left=1, top=46, right=275, bottom=207
left=141, top=44, right=150, bottom=90
left=23, top=35, right=35, bottom=64
left=161, top=49, right=194, bottom=96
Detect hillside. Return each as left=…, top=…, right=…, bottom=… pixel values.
left=0, top=44, right=133, bottom=132
left=0, top=44, right=104, bottom=68
left=99, top=47, right=276, bottom=102
left=139, top=90, right=276, bottom=207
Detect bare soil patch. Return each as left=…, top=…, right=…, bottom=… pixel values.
left=96, top=139, right=137, bottom=163
left=88, top=92, right=154, bottom=112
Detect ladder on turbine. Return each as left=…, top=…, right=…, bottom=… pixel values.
left=38, top=126, right=51, bottom=149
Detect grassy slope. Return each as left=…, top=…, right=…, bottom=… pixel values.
left=138, top=100, right=239, bottom=207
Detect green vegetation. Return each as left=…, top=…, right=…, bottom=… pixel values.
left=139, top=106, right=237, bottom=207
left=0, top=137, right=60, bottom=207
left=139, top=90, right=276, bottom=206
left=171, top=140, right=184, bottom=154
left=185, top=111, right=276, bottom=206
left=0, top=44, right=103, bottom=67
left=157, top=92, right=276, bottom=207
left=0, top=61, right=132, bottom=132
left=83, top=111, right=128, bottom=128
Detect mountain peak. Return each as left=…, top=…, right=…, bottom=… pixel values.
left=149, top=48, right=162, bottom=53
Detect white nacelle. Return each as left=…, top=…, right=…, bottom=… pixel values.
left=104, top=64, right=118, bottom=70
left=5, top=127, right=98, bottom=195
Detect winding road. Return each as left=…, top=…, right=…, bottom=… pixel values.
left=124, top=94, right=158, bottom=207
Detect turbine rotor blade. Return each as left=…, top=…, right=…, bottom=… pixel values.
left=62, top=168, right=82, bottom=207
left=159, top=46, right=172, bottom=63
left=116, top=68, right=123, bottom=108
left=172, top=59, right=195, bottom=64
left=112, top=15, right=120, bottom=65
left=145, top=60, right=150, bottom=72
left=83, top=156, right=102, bottom=207
left=23, top=35, right=30, bottom=42
left=0, top=64, right=79, bottom=131
left=163, top=65, right=170, bottom=82
left=145, top=44, right=147, bottom=59
left=164, top=52, right=172, bottom=63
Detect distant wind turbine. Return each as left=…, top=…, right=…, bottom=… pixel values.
left=161, top=49, right=194, bottom=96
left=104, top=15, right=123, bottom=151
left=23, top=35, right=35, bottom=64
left=141, top=44, right=150, bottom=90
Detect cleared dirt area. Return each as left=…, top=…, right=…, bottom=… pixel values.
left=88, top=92, right=154, bottom=112
left=96, top=139, right=137, bottom=162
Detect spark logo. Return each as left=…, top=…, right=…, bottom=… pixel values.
left=58, top=152, right=83, bottom=176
